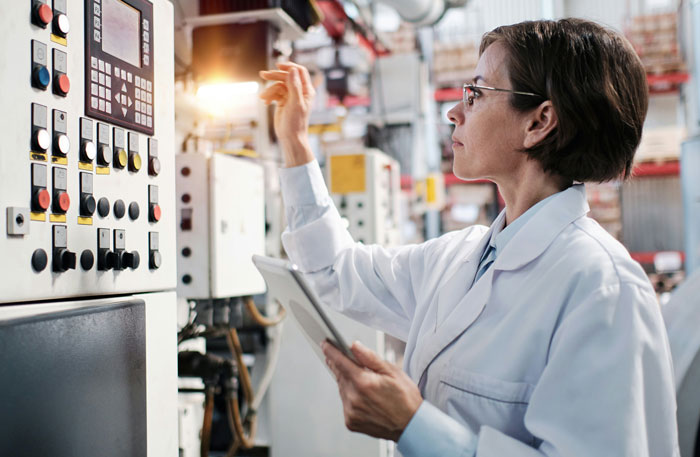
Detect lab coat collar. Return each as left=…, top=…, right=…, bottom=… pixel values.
left=413, top=184, right=588, bottom=384
left=493, top=183, right=589, bottom=271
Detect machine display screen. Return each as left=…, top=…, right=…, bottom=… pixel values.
left=102, top=0, right=141, bottom=68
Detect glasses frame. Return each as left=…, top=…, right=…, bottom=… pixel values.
left=462, top=83, right=541, bottom=106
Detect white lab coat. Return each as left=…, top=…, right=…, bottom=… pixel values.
left=280, top=163, right=679, bottom=456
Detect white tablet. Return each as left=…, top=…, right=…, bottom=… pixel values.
left=251, top=255, right=358, bottom=365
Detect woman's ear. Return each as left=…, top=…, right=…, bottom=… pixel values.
left=523, top=101, right=558, bottom=149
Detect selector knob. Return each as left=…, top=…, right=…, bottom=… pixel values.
left=53, top=248, right=76, bottom=272
left=32, top=188, right=51, bottom=212
left=148, top=157, right=161, bottom=176
left=33, top=128, right=51, bottom=152
left=32, top=66, right=51, bottom=90
left=32, top=2, right=53, bottom=28
left=98, top=250, right=117, bottom=271
left=81, top=140, right=96, bottom=162
left=97, top=144, right=112, bottom=165
left=123, top=251, right=140, bottom=270
left=54, top=74, right=70, bottom=96
left=54, top=133, right=70, bottom=156
left=80, top=194, right=96, bottom=216
left=53, top=191, right=70, bottom=213
left=53, top=13, right=70, bottom=37
left=149, top=203, right=161, bottom=222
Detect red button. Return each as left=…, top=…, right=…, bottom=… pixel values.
left=36, top=189, right=51, bottom=211
left=56, top=74, right=70, bottom=95
left=151, top=204, right=161, bottom=222
left=37, top=4, right=53, bottom=26
left=57, top=192, right=70, bottom=212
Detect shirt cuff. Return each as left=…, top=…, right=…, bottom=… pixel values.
left=397, top=401, right=477, bottom=457
left=278, top=159, right=330, bottom=208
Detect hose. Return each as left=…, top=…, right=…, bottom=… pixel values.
left=244, top=297, right=286, bottom=327
left=200, top=386, right=215, bottom=457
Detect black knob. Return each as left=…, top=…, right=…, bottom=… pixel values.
left=113, top=199, right=126, bottom=219
left=128, top=202, right=140, bottom=220
left=80, top=250, right=94, bottom=270
left=149, top=250, right=162, bottom=270
left=53, top=248, right=76, bottom=272
left=98, top=249, right=117, bottom=271
left=97, top=197, right=110, bottom=217
left=31, top=249, right=48, bottom=272
left=115, top=250, right=130, bottom=271
left=123, top=251, right=140, bottom=270
left=81, top=194, right=96, bottom=216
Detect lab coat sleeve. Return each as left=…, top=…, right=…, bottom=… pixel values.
left=474, top=281, right=679, bottom=457
left=278, top=160, right=451, bottom=340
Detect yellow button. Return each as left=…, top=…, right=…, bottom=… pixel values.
left=130, top=153, right=142, bottom=172
left=117, top=149, right=128, bottom=168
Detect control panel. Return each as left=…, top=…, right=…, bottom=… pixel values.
left=0, top=0, right=175, bottom=303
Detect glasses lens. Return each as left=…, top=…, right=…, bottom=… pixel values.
left=464, top=86, right=474, bottom=105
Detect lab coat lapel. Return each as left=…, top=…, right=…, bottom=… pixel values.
left=416, top=213, right=505, bottom=382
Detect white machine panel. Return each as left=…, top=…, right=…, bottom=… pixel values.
left=0, top=0, right=176, bottom=303
left=176, top=153, right=266, bottom=298
left=328, top=148, right=401, bottom=246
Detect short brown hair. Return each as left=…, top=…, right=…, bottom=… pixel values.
left=480, top=19, right=648, bottom=182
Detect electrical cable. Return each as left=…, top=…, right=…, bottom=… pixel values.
left=250, top=321, right=285, bottom=412
left=225, top=328, right=257, bottom=452
left=243, top=297, right=287, bottom=327
left=200, top=386, right=216, bottom=457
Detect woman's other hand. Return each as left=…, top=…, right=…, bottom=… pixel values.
left=259, top=62, right=315, bottom=167
left=322, top=340, right=423, bottom=442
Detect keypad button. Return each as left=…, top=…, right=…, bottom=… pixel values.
left=147, top=104, right=152, bottom=116
left=135, top=88, right=141, bottom=100
left=135, top=112, right=141, bottom=124
left=91, top=70, right=98, bottom=82
left=135, top=100, right=141, bottom=112
left=141, top=79, right=146, bottom=90
left=147, top=81, right=152, bottom=92
left=135, top=76, right=141, bottom=87
left=91, top=83, right=98, bottom=96
left=106, top=76, right=111, bottom=88
left=91, top=97, right=98, bottom=109
left=94, top=29, right=101, bottom=42
left=106, top=88, right=111, bottom=99
left=106, top=63, right=111, bottom=74
left=91, top=57, right=98, bottom=69
left=106, top=102, right=111, bottom=114
left=121, top=69, right=126, bottom=80
left=127, top=72, right=132, bottom=83
left=143, top=55, right=149, bottom=66
left=98, top=60, right=104, bottom=72
left=99, top=73, right=105, bottom=85
left=114, top=66, right=120, bottom=77
left=147, top=116, right=152, bottom=128
left=99, top=86, right=105, bottom=98
left=99, top=99, right=105, bottom=111
left=147, top=93, right=152, bottom=104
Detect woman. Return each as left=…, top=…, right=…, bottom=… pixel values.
left=260, top=19, right=679, bottom=457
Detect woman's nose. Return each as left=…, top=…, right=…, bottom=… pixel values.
left=447, top=102, right=464, bottom=125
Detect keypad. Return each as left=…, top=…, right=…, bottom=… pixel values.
left=89, top=57, right=153, bottom=126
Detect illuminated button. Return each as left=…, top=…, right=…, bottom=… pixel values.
left=32, top=66, right=51, bottom=90
left=97, top=144, right=111, bottom=165
left=82, top=141, right=96, bottom=162
left=54, top=74, right=70, bottom=96
left=34, top=128, right=51, bottom=151
left=33, top=188, right=51, bottom=211
left=129, top=153, right=142, bottom=172
left=97, top=197, right=110, bottom=217
left=33, top=3, right=53, bottom=28
left=54, top=191, right=70, bottom=213
left=148, top=157, right=160, bottom=176
left=114, top=149, right=128, bottom=169
left=149, top=204, right=161, bottom=222
left=54, top=134, right=70, bottom=155
left=53, top=13, right=70, bottom=37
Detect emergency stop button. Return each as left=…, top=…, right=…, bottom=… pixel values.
left=32, top=2, right=53, bottom=28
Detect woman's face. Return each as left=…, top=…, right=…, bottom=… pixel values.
left=447, top=42, right=529, bottom=181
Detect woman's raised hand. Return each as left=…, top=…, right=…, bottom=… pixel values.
left=259, top=62, right=316, bottom=167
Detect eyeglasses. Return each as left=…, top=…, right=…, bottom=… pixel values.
left=463, top=83, right=541, bottom=106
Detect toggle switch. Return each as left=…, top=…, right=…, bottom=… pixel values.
left=149, top=232, right=161, bottom=270
left=97, top=228, right=115, bottom=271
left=52, top=225, right=76, bottom=273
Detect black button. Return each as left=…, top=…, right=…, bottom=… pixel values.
left=113, top=199, right=126, bottom=219
left=31, top=249, right=48, bottom=272
left=97, top=197, right=110, bottom=217
left=81, top=194, right=96, bottom=216
left=80, top=250, right=94, bottom=270
left=181, top=247, right=191, bottom=257
left=124, top=251, right=140, bottom=269
left=128, top=202, right=140, bottom=220
left=182, top=274, right=192, bottom=284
